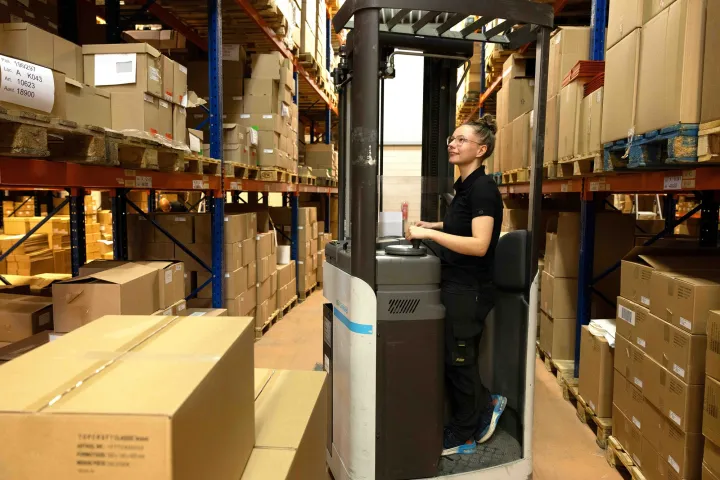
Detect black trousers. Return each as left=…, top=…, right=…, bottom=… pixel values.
left=442, top=287, right=494, bottom=440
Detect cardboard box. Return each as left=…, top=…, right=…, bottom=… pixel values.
left=0, top=314, right=255, bottom=480
left=614, top=405, right=644, bottom=465
left=708, top=311, right=720, bottom=381
left=0, top=22, right=53, bottom=69
left=185, top=308, right=227, bottom=316
left=256, top=232, right=276, bottom=261
left=577, top=87, right=604, bottom=156
left=242, top=237, right=256, bottom=266
left=601, top=28, right=641, bottom=144
left=607, top=0, right=644, bottom=49
left=614, top=371, right=645, bottom=432
left=277, top=261, right=295, bottom=288
left=174, top=61, right=187, bottom=105
left=244, top=369, right=327, bottom=480
left=52, top=263, right=159, bottom=332
left=644, top=354, right=703, bottom=433
left=251, top=52, right=284, bottom=80
left=705, top=439, right=720, bottom=479
left=616, top=296, right=651, bottom=353
left=65, top=78, right=111, bottom=128
left=154, top=213, right=194, bottom=244
left=547, top=27, right=590, bottom=99
left=636, top=0, right=705, bottom=134
left=543, top=94, right=560, bottom=163
left=53, top=34, right=83, bottom=81
left=701, top=0, right=720, bottom=123
left=616, top=334, right=647, bottom=392
left=557, top=79, right=588, bottom=160
left=77, top=259, right=131, bottom=276
left=705, top=376, right=720, bottom=445
left=706, top=464, right=720, bottom=480
left=135, top=261, right=185, bottom=310
left=110, top=91, right=159, bottom=136
left=579, top=325, right=614, bottom=417
left=540, top=271, right=577, bottom=319
left=510, top=112, right=531, bottom=170
left=544, top=213, right=581, bottom=278
left=645, top=311, right=706, bottom=385
left=158, top=98, right=173, bottom=140
left=82, top=43, right=162, bottom=97
left=0, top=295, right=53, bottom=342
left=173, top=105, right=187, bottom=145
left=650, top=270, right=720, bottom=334
left=160, top=54, right=174, bottom=102
left=538, top=311, right=576, bottom=360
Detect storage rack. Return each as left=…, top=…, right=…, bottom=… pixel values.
left=0, top=0, right=340, bottom=309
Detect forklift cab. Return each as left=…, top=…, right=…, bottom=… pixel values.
left=323, top=2, right=553, bottom=479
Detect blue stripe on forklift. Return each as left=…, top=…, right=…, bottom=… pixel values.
left=333, top=306, right=373, bottom=335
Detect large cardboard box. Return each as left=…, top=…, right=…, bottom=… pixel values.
left=614, top=371, right=645, bottom=433
left=547, top=27, right=590, bottom=99
left=636, top=0, right=706, bottom=134
left=616, top=296, right=651, bottom=354
left=557, top=79, right=588, bottom=160
left=540, top=271, right=577, bottom=319
left=174, top=61, right=187, bottom=105
left=650, top=270, right=720, bottom=334
left=645, top=311, right=706, bottom=385
left=53, top=264, right=159, bottom=332
left=82, top=43, right=162, bottom=97
left=277, top=261, right=295, bottom=288
left=706, top=439, right=720, bottom=479
left=544, top=94, right=561, bottom=163
left=510, top=112, right=531, bottom=170
left=577, top=87, right=604, bottom=156
left=544, top=212, right=580, bottom=278
left=65, top=79, right=111, bottom=128
left=614, top=405, right=644, bottom=465
left=579, top=325, right=615, bottom=417
left=154, top=213, right=194, bottom=244
left=644, top=354, right=703, bottom=433
left=0, top=295, right=53, bottom=342
left=616, top=334, right=647, bottom=393
left=539, top=311, right=576, bottom=360
left=173, top=105, right=187, bottom=145
left=701, top=0, right=720, bottom=123
left=0, top=23, right=53, bottom=69
left=53, top=35, right=83, bottom=81
left=0, top=314, right=256, bottom=480
left=601, top=28, right=641, bottom=144
left=705, top=376, right=720, bottom=445
left=707, top=311, right=720, bottom=381
left=135, top=260, right=185, bottom=310
left=499, top=78, right=534, bottom=125
left=158, top=98, right=173, bottom=140
left=607, top=0, right=645, bottom=49
left=246, top=369, right=327, bottom=480
left=110, top=91, right=160, bottom=136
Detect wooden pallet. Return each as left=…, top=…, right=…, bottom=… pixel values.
left=254, top=308, right=281, bottom=341
left=603, top=123, right=699, bottom=171
left=542, top=162, right=558, bottom=180
left=114, top=134, right=184, bottom=172
left=606, top=436, right=646, bottom=480
left=501, top=168, right=529, bottom=184
left=259, top=167, right=292, bottom=183
left=557, top=151, right=603, bottom=177
left=185, top=154, right=222, bottom=176
left=317, top=177, right=338, bottom=187
left=298, top=174, right=317, bottom=185
left=277, top=295, right=298, bottom=320
left=562, top=377, right=613, bottom=449
left=299, top=283, right=318, bottom=302
left=535, top=342, right=575, bottom=385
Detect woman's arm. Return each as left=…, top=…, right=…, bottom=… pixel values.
left=416, top=221, right=444, bottom=230
left=409, top=217, right=494, bottom=257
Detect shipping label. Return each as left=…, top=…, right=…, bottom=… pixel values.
left=0, top=55, right=55, bottom=113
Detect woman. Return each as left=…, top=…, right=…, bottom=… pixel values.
left=407, top=114, right=506, bottom=456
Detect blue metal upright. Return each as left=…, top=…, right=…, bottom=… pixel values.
left=575, top=0, right=607, bottom=377
left=589, top=0, right=607, bottom=61
left=208, top=0, right=225, bottom=308
left=70, top=190, right=87, bottom=276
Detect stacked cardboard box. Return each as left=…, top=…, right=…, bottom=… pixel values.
left=0, top=294, right=53, bottom=343
left=305, top=143, right=338, bottom=180
left=613, top=248, right=720, bottom=477
left=0, top=233, right=52, bottom=276
left=223, top=123, right=259, bottom=166
left=82, top=43, right=189, bottom=145
left=254, top=231, right=278, bottom=328
left=3, top=197, right=37, bottom=219
left=543, top=27, right=590, bottom=164
left=269, top=206, right=318, bottom=293
left=578, top=322, right=615, bottom=418
left=704, top=311, right=720, bottom=479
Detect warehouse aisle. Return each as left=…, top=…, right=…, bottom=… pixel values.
left=255, top=290, right=621, bottom=479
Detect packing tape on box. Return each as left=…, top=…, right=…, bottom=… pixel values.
left=38, top=315, right=185, bottom=412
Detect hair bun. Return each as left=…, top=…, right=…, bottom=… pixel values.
left=478, top=114, right=497, bottom=135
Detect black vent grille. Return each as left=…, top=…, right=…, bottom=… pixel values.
left=388, top=298, right=420, bottom=315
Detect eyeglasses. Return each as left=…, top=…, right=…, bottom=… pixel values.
left=447, top=135, right=481, bottom=147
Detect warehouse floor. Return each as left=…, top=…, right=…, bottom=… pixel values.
left=255, top=291, right=621, bottom=479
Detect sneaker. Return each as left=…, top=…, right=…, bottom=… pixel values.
left=476, top=395, right=507, bottom=444
left=441, top=428, right=477, bottom=456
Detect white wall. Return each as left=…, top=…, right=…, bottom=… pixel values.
left=382, top=54, right=424, bottom=145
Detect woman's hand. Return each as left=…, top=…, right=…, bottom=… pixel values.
left=406, top=225, right=435, bottom=241
left=415, top=221, right=442, bottom=230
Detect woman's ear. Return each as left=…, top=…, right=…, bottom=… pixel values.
left=476, top=144, right=488, bottom=159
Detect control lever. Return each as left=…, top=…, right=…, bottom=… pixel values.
left=411, top=239, right=422, bottom=249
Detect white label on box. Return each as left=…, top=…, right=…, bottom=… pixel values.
left=175, top=265, right=181, bottom=271
left=179, top=65, right=188, bottom=74
left=0, top=55, right=55, bottom=113
left=192, top=179, right=204, bottom=189
left=160, top=100, right=170, bottom=109
left=149, top=66, right=161, bottom=82
left=669, top=410, right=681, bottom=426
left=664, top=175, right=682, bottom=191
left=263, top=149, right=274, bottom=154
left=175, top=216, right=186, bottom=222
left=618, top=305, right=635, bottom=326
left=94, top=53, right=137, bottom=86
left=190, top=311, right=207, bottom=316
left=633, top=377, right=643, bottom=389
left=263, top=115, right=273, bottom=119
left=144, top=93, right=154, bottom=103
left=668, top=456, right=680, bottom=474
left=230, top=181, right=239, bottom=190
left=680, top=317, right=692, bottom=330
left=640, top=296, right=650, bottom=306
left=636, top=338, right=646, bottom=348
left=324, top=353, right=331, bottom=374
left=135, top=175, right=152, bottom=188
left=222, top=44, right=241, bottom=62
left=225, top=273, right=230, bottom=278
left=241, top=114, right=250, bottom=119
left=673, top=364, right=685, bottom=378
left=177, top=303, right=186, bottom=312
left=189, top=134, right=202, bottom=153
left=632, top=416, right=641, bottom=429
left=163, top=308, right=172, bottom=315
left=165, top=270, right=173, bottom=284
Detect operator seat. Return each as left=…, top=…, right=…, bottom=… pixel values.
left=478, top=230, right=530, bottom=442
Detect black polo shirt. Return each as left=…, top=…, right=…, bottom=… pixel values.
left=439, top=166, right=503, bottom=289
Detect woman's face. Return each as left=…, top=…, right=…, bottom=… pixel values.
left=447, top=125, right=487, bottom=166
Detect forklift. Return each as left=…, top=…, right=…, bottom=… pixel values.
left=323, top=2, right=554, bottom=478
